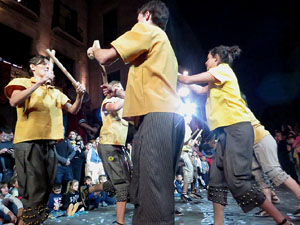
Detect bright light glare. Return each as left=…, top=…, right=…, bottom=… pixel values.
left=179, top=101, right=196, bottom=118
left=178, top=87, right=190, bottom=97
left=183, top=70, right=189, bottom=76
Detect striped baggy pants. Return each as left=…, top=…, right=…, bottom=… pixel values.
left=130, top=112, right=185, bottom=225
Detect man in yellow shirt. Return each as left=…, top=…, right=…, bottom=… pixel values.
left=87, top=1, right=185, bottom=224
left=5, top=55, right=85, bottom=224
left=84, top=81, right=129, bottom=225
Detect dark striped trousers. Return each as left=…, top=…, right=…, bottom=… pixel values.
left=130, top=112, right=185, bottom=225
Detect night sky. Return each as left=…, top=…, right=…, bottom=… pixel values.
left=164, top=0, right=300, bottom=131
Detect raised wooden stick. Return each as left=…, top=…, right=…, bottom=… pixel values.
left=88, top=40, right=108, bottom=84
left=46, top=49, right=55, bottom=85
left=49, top=49, right=55, bottom=72
left=45, top=49, right=78, bottom=86
left=191, top=129, right=203, bottom=146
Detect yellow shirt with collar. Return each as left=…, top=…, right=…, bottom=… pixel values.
left=246, top=107, right=270, bottom=144
left=111, top=22, right=181, bottom=122
left=99, top=97, right=128, bottom=146
left=4, top=77, right=70, bottom=144
left=206, top=63, right=250, bottom=131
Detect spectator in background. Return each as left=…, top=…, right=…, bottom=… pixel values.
left=47, top=184, right=64, bottom=219
left=174, top=174, right=183, bottom=197
left=85, top=141, right=105, bottom=184
left=278, top=132, right=299, bottom=183
left=98, top=175, right=117, bottom=207
left=274, top=130, right=283, bottom=144
left=200, top=137, right=216, bottom=166
left=180, top=141, right=194, bottom=203
left=62, top=180, right=84, bottom=216
left=0, top=127, right=14, bottom=183
left=54, top=135, right=76, bottom=192
left=9, top=176, right=19, bottom=199
left=67, top=106, right=99, bottom=144
left=200, top=155, right=209, bottom=189
left=69, top=132, right=86, bottom=184
left=288, top=134, right=300, bottom=183
left=191, top=151, right=203, bottom=198
left=0, top=182, right=23, bottom=223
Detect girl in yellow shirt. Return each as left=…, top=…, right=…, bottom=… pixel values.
left=178, top=46, right=293, bottom=225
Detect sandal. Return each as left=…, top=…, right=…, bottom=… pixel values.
left=181, top=194, right=192, bottom=203
left=112, top=221, right=124, bottom=225
left=271, top=191, right=281, bottom=204
left=254, top=210, right=270, bottom=217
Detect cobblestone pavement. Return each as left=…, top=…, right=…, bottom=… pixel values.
left=44, top=186, right=300, bottom=225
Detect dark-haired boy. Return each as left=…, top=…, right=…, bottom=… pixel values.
left=88, top=1, right=185, bottom=224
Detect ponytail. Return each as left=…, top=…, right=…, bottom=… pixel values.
left=210, top=45, right=241, bottom=66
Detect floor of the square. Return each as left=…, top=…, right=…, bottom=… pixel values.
left=44, top=186, right=300, bottom=225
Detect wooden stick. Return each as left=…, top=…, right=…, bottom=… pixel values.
left=46, top=49, right=55, bottom=85
left=49, top=49, right=55, bottom=72
left=186, top=128, right=199, bottom=143
left=191, top=129, right=203, bottom=146
left=88, top=40, right=108, bottom=84
left=45, top=49, right=77, bottom=86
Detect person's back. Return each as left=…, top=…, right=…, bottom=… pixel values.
left=88, top=1, right=185, bottom=224
left=112, top=22, right=181, bottom=120
left=109, top=2, right=185, bottom=224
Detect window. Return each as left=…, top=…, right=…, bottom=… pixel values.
left=52, top=0, right=82, bottom=41
left=103, top=9, right=118, bottom=46
left=18, top=0, right=40, bottom=15
left=0, top=23, right=32, bottom=67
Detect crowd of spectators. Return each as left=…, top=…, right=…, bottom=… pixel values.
left=1, top=120, right=300, bottom=223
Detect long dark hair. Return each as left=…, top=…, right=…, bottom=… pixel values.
left=210, top=45, right=241, bottom=66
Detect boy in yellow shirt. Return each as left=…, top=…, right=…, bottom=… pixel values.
left=5, top=55, right=85, bottom=224
left=84, top=81, right=129, bottom=225
left=87, top=1, right=185, bottom=224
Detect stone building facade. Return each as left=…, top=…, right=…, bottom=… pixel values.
left=0, top=0, right=147, bottom=128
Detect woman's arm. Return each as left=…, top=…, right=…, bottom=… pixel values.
left=190, top=84, right=208, bottom=95
left=178, top=72, right=218, bottom=85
